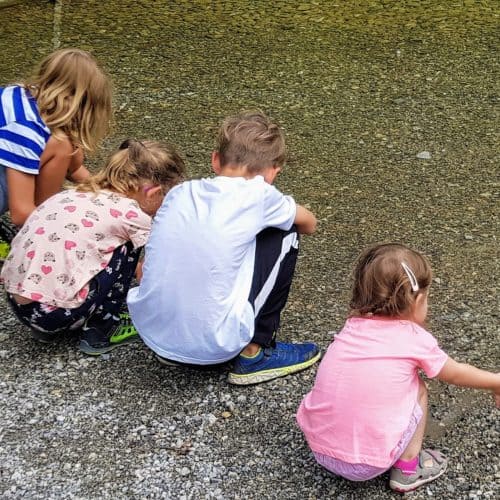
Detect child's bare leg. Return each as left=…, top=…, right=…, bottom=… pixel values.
left=241, top=342, right=261, bottom=356
left=390, top=378, right=448, bottom=492
left=398, top=377, right=428, bottom=460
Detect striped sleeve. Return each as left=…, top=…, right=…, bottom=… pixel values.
left=0, top=86, right=50, bottom=175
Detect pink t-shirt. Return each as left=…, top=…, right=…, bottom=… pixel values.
left=1, top=189, right=151, bottom=308
left=296, top=316, right=448, bottom=468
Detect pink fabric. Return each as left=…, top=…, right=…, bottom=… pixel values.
left=313, top=402, right=423, bottom=481
left=1, top=189, right=151, bottom=308
left=393, top=455, right=419, bottom=474
left=297, top=316, right=448, bottom=469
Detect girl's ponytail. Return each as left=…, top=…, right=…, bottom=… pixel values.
left=77, top=139, right=185, bottom=196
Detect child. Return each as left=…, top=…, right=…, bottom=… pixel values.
left=1, top=139, right=185, bottom=355
left=297, top=243, right=500, bottom=493
left=128, top=110, right=321, bottom=385
left=0, top=48, right=112, bottom=231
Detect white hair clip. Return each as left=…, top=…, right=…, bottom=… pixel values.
left=401, top=262, right=419, bottom=292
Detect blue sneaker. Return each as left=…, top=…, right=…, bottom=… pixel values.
left=228, top=341, right=321, bottom=385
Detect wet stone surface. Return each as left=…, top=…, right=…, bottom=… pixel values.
left=0, top=1, right=499, bottom=499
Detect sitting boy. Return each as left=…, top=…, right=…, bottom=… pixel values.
left=127, top=111, right=320, bottom=385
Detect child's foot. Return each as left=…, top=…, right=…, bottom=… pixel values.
left=389, top=449, right=447, bottom=493
left=30, top=329, right=63, bottom=344
left=156, top=354, right=183, bottom=367
left=227, top=341, right=321, bottom=385
left=79, top=312, right=139, bottom=355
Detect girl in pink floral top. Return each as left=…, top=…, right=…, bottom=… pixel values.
left=1, top=139, right=185, bottom=354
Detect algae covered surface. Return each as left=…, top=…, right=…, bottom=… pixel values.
left=0, top=1, right=498, bottom=499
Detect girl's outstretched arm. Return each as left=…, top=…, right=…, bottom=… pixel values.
left=437, top=358, right=500, bottom=407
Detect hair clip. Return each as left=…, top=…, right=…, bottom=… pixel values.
left=401, top=262, right=419, bottom=292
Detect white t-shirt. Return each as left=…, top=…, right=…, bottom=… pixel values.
left=127, top=175, right=296, bottom=364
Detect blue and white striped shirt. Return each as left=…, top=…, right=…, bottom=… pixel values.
left=0, top=85, right=51, bottom=175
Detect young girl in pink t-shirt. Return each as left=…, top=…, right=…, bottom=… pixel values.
left=1, top=139, right=185, bottom=355
left=297, top=243, right=500, bottom=493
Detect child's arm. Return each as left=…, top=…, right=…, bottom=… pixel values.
left=5, top=136, right=76, bottom=225
left=67, top=164, right=90, bottom=182
left=5, top=169, right=37, bottom=226
left=437, top=357, right=500, bottom=407
left=135, top=259, right=144, bottom=282
left=294, top=204, right=317, bottom=235
left=34, top=136, right=82, bottom=206
left=66, top=147, right=90, bottom=182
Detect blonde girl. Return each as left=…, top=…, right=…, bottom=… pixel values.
left=297, top=243, right=500, bottom=493
left=1, top=139, right=185, bottom=355
left=0, top=48, right=112, bottom=228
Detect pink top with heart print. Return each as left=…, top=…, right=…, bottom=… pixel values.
left=1, top=189, right=151, bottom=308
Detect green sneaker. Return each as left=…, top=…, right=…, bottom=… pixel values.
left=111, top=312, right=139, bottom=344
left=0, top=215, right=17, bottom=259
left=79, top=312, right=139, bottom=355
left=0, top=239, right=10, bottom=261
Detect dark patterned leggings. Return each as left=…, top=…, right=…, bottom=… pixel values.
left=7, top=242, right=141, bottom=336
left=0, top=212, right=18, bottom=243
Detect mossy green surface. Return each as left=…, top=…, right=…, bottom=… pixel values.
left=0, top=2, right=498, bottom=497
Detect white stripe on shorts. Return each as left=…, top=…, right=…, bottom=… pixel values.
left=253, top=231, right=299, bottom=317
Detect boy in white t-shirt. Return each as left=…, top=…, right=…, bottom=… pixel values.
left=127, top=111, right=320, bottom=385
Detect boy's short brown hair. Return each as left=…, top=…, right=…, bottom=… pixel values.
left=216, top=110, right=286, bottom=173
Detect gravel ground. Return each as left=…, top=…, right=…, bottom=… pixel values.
left=0, top=1, right=499, bottom=499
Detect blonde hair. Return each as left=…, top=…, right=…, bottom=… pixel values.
left=24, top=48, right=112, bottom=153
left=350, top=243, right=432, bottom=318
left=217, top=110, right=286, bottom=173
left=77, top=139, right=186, bottom=195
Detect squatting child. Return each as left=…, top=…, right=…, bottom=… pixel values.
left=297, top=243, right=500, bottom=493
left=128, top=110, right=321, bottom=385
left=1, top=139, right=185, bottom=354
left=0, top=48, right=112, bottom=227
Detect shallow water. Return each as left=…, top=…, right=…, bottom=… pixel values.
left=2, top=0, right=499, bottom=384
left=0, top=1, right=498, bottom=496
left=2, top=0, right=498, bottom=377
